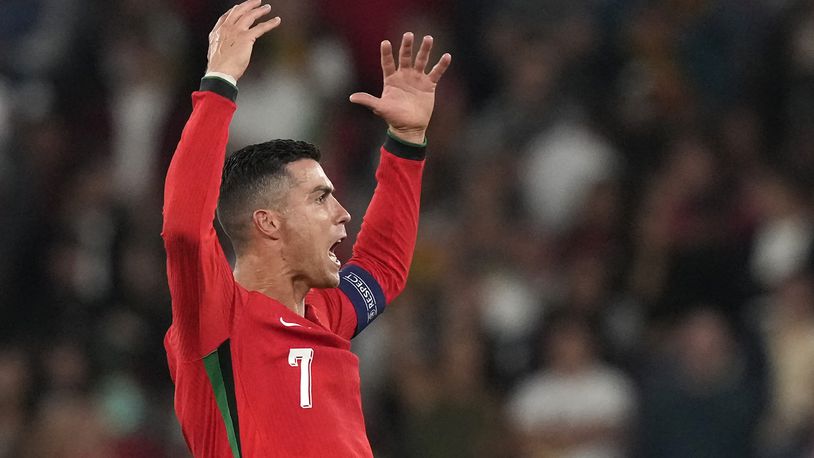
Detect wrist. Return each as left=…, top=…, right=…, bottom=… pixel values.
left=204, top=70, right=238, bottom=87
left=384, top=130, right=427, bottom=160
left=387, top=127, right=427, bottom=146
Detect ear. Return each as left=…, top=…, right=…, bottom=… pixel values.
left=252, top=208, right=283, bottom=240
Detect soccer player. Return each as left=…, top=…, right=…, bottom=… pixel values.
left=161, top=1, right=451, bottom=456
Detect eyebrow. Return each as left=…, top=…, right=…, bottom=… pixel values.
left=310, top=185, right=334, bottom=195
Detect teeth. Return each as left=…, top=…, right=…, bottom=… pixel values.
left=328, top=237, right=344, bottom=267
left=328, top=251, right=340, bottom=267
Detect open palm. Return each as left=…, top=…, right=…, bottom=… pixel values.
left=350, top=33, right=452, bottom=144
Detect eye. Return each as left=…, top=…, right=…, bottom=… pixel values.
left=316, top=193, right=328, bottom=203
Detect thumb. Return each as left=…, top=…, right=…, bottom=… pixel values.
left=349, top=92, right=380, bottom=111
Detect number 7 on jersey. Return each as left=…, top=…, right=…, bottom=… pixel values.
left=288, top=348, right=314, bottom=408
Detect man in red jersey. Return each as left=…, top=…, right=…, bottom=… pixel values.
left=162, top=1, right=451, bottom=456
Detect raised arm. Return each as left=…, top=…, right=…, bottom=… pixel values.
left=162, top=1, right=280, bottom=360
left=350, top=33, right=451, bottom=144
left=334, top=34, right=450, bottom=334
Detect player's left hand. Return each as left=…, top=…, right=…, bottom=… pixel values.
left=350, top=33, right=452, bottom=144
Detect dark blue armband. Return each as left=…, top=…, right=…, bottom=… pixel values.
left=338, top=264, right=387, bottom=337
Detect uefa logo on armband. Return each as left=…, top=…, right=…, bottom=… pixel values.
left=342, top=272, right=378, bottom=321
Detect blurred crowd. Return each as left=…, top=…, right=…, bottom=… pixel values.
left=1, top=0, right=814, bottom=457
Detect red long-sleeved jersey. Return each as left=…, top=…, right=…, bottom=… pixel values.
left=162, top=78, right=425, bottom=457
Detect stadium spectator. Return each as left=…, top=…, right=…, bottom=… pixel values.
left=507, top=314, right=636, bottom=458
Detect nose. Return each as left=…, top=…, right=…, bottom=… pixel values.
left=335, top=198, right=351, bottom=224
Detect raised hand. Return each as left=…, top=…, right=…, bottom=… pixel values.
left=206, top=0, right=281, bottom=82
left=350, top=33, right=452, bottom=144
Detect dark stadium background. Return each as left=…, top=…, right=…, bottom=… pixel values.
left=1, top=0, right=814, bottom=456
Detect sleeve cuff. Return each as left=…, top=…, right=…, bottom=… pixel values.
left=204, top=71, right=237, bottom=86
left=384, top=130, right=427, bottom=160
left=200, top=76, right=238, bottom=102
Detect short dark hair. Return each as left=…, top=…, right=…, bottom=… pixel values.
left=217, top=139, right=321, bottom=247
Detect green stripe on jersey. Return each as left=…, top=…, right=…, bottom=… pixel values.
left=204, top=349, right=242, bottom=458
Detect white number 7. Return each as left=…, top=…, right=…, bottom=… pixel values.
left=288, top=348, right=314, bottom=408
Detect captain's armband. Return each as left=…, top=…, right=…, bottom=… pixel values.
left=338, top=264, right=387, bottom=337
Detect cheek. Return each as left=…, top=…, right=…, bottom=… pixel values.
left=282, top=213, right=321, bottom=256
left=281, top=205, right=332, bottom=247
left=285, top=220, right=310, bottom=248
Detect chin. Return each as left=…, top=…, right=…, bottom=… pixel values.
left=327, top=271, right=341, bottom=288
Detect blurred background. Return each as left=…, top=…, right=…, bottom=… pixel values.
left=1, top=0, right=814, bottom=456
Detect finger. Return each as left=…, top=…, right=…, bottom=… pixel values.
left=380, top=40, right=396, bottom=77
left=223, top=4, right=240, bottom=24
left=414, top=35, right=433, bottom=72
left=226, top=0, right=261, bottom=24
left=427, top=53, right=452, bottom=83
left=398, top=32, right=414, bottom=69
left=237, top=3, right=272, bottom=29
left=249, top=16, right=282, bottom=39
left=211, top=8, right=231, bottom=35
left=349, top=92, right=381, bottom=111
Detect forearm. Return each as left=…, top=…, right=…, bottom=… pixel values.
left=348, top=134, right=426, bottom=303
left=162, top=78, right=237, bottom=239
left=342, top=31, right=449, bottom=304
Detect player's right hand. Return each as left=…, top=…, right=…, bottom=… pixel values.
left=206, top=0, right=281, bottom=82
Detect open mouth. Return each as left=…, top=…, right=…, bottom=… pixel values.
left=328, top=238, right=345, bottom=267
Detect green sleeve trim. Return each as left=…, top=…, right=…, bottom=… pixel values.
left=387, top=129, right=428, bottom=147
left=203, top=350, right=242, bottom=458
left=383, top=130, right=427, bottom=160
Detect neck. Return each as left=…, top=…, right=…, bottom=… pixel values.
left=233, top=251, right=310, bottom=316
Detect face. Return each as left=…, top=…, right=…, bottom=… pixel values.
left=276, top=159, right=350, bottom=288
